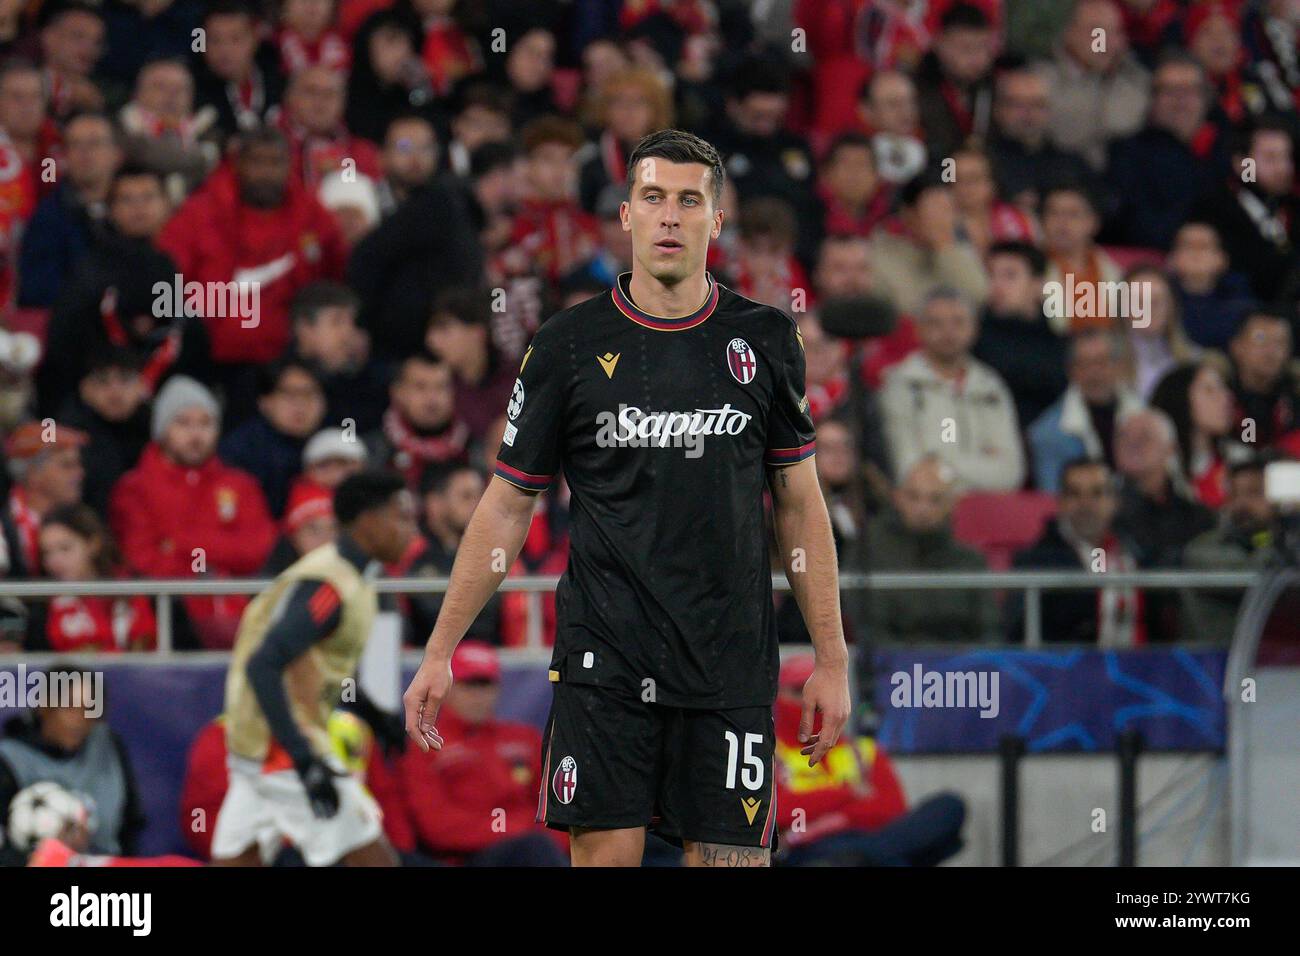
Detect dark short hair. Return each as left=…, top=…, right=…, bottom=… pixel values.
left=1238, top=307, right=1292, bottom=334
left=625, top=127, right=725, bottom=206
left=397, top=348, right=446, bottom=381
left=823, top=132, right=876, bottom=168
left=1228, top=457, right=1267, bottom=482
left=521, top=115, right=585, bottom=154
left=988, top=239, right=1046, bottom=276
left=430, top=287, right=490, bottom=331
left=204, top=0, right=259, bottom=25
left=899, top=165, right=950, bottom=207
left=235, top=123, right=288, bottom=156
left=470, top=141, right=518, bottom=179
left=940, top=2, right=992, bottom=31
left=291, top=280, right=360, bottom=325
left=334, top=470, right=407, bottom=525
left=1060, top=456, right=1113, bottom=490
left=84, top=346, right=144, bottom=378
left=108, top=163, right=166, bottom=203
left=256, top=356, right=322, bottom=398
left=727, top=56, right=791, bottom=100
left=419, top=460, right=482, bottom=497
left=1042, top=180, right=1100, bottom=216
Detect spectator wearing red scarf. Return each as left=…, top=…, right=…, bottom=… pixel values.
left=276, top=0, right=351, bottom=74
left=3, top=420, right=87, bottom=579
left=816, top=132, right=893, bottom=241
left=363, top=351, right=471, bottom=490
left=273, top=65, right=381, bottom=188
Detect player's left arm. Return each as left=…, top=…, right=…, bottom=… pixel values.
left=765, top=313, right=851, bottom=768
left=768, top=458, right=851, bottom=768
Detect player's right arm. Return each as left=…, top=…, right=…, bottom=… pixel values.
left=404, top=322, right=569, bottom=752
left=404, top=478, right=538, bottom=752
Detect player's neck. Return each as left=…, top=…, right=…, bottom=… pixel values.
left=627, top=268, right=710, bottom=318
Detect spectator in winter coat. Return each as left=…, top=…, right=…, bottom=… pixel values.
left=3, top=420, right=88, bottom=579
left=110, top=375, right=275, bottom=649
left=397, top=641, right=566, bottom=865
left=38, top=504, right=155, bottom=653
left=1029, top=329, right=1144, bottom=493
left=1106, top=54, right=1230, bottom=250
left=289, top=280, right=391, bottom=435
left=57, top=349, right=151, bottom=519
left=973, top=241, right=1068, bottom=430
left=219, top=358, right=327, bottom=519
left=36, top=164, right=210, bottom=419
left=880, top=288, right=1024, bottom=491
left=1038, top=0, right=1150, bottom=171
left=913, top=2, right=998, bottom=161
left=1007, top=458, right=1153, bottom=645
left=274, top=65, right=381, bottom=189
left=157, top=125, right=347, bottom=421
left=117, top=57, right=220, bottom=200
left=855, top=456, right=999, bottom=645
left=190, top=1, right=285, bottom=140
left=17, top=110, right=121, bottom=307
left=869, top=170, right=988, bottom=316
left=1165, top=220, right=1255, bottom=351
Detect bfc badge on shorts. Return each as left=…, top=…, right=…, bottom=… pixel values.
left=727, top=338, right=757, bottom=384
left=552, top=755, right=578, bottom=805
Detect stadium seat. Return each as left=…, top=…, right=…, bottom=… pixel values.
left=951, top=490, right=1058, bottom=571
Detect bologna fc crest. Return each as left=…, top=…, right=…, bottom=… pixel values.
left=552, top=755, right=578, bottom=805
left=727, top=338, right=757, bottom=384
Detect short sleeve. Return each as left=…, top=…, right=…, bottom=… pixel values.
left=494, top=322, right=568, bottom=492
left=764, top=318, right=817, bottom=467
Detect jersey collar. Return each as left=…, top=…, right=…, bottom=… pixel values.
left=612, top=271, right=719, bottom=331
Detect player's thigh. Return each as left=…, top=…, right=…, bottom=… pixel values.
left=261, top=769, right=385, bottom=867
left=210, top=770, right=273, bottom=864
left=538, top=682, right=662, bottom=836
left=569, top=826, right=646, bottom=867
left=663, top=705, right=777, bottom=860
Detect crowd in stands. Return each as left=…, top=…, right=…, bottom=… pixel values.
left=7, top=0, right=1300, bottom=870
left=0, top=0, right=1292, bottom=661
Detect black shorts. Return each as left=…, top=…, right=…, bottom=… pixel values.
left=536, top=681, right=778, bottom=849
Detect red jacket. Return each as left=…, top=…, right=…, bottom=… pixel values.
left=398, top=706, right=562, bottom=858
left=46, top=593, right=156, bottom=653
left=157, top=162, right=347, bottom=364
left=774, top=696, right=907, bottom=847
left=109, top=444, right=276, bottom=647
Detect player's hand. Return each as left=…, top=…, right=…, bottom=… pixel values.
left=799, top=662, right=851, bottom=767
left=295, top=756, right=343, bottom=819
left=403, top=653, right=453, bottom=753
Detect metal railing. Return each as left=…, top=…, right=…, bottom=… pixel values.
left=0, top=570, right=1259, bottom=653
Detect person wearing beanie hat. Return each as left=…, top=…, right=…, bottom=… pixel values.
left=110, top=373, right=276, bottom=649
left=151, top=374, right=221, bottom=443
left=302, top=427, right=368, bottom=489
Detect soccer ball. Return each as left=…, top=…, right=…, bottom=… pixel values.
left=4, top=781, right=91, bottom=854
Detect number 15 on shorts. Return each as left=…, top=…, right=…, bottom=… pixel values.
left=723, top=731, right=765, bottom=790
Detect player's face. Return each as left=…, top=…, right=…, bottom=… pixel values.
left=622, top=159, right=722, bottom=287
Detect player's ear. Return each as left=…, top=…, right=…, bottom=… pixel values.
left=711, top=207, right=723, bottom=240
left=620, top=200, right=631, bottom=232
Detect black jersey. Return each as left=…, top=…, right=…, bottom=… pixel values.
left=494, top=272, right=816, bottom=708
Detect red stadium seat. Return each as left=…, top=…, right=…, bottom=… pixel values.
left=951, top=490, right=1058, bottom=571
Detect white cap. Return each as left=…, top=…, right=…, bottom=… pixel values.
left=303, top=428, right=368, bottom=467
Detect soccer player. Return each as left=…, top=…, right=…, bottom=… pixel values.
left=404, top=129, right=851, bottom=867
left=212, top=471, right=416, bottom=867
